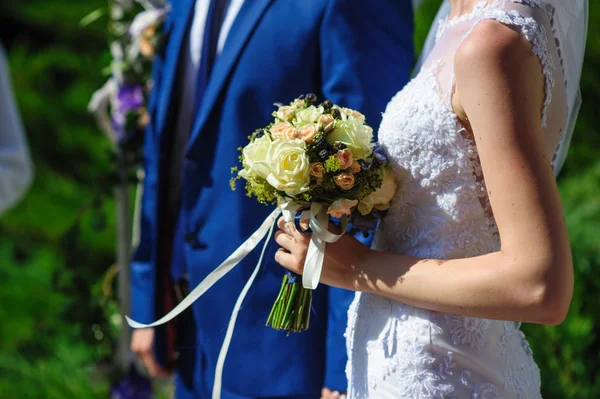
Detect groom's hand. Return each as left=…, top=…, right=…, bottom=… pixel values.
left=131, top=328, right=171, bottom=378
left=321, top=388, right=347, bottom=399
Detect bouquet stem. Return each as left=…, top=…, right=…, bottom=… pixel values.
left=266, top=272, right=312, bottom=334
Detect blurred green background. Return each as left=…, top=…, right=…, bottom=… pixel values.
left=0, top=0, right=598, bottom=397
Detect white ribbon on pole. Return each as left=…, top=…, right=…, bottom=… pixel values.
left=88, top=78, right=118, bottom=143
left=125, top=200, right=343, bottom=397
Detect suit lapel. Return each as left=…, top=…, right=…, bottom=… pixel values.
left=186, top=0, right=273, bottom=151
left=155, top=0, right=196, bottom=139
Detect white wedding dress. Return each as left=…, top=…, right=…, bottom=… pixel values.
left=345, top=1, right=569, bottom=398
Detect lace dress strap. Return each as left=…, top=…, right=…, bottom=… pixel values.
left=422, top=0, right=567, bottom=170
left=429, top=1, right=557, bottom=124
left=459, top=3, right=555, bottom=127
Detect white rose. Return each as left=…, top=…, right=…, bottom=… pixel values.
left=294, top=105, right=324, bottom=128
left=326, top=118, right=374, bottom=160
left=371, top=169, right=397, bottom=210
left=358, top=195, right=374, bottom=215
left=266, top=139, right=311, bottom=197
left=239, top=134, right=272, bottom=180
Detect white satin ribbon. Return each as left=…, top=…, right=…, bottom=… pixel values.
left=301, top=202, right=347, bottom=289
left=125, top=200, right=342, bottom=397
left=125, top=207, right=281, bottom=329
left=212, top=218, right=275, bottom=399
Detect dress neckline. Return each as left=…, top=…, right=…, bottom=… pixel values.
left=443, top=1, right=491, bottom=26
left=439, top=0, right=543, bottom=28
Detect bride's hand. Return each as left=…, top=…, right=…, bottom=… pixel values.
left=273, top=216, right=312, bottom=274
left=273, top=216, right=359, bottom=288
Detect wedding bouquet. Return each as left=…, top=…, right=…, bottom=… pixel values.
left=232, top=94, right=397, bottom=333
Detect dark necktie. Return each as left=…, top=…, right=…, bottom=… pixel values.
left=171, top=0, right=230, bottom=282
left=193, top=0, right=230, bottom=120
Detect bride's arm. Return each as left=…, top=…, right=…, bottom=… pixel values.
left=274, top=21, right=573, bottom=326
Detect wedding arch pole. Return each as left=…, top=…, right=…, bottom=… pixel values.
left=114, top=149, right=132, bottom=372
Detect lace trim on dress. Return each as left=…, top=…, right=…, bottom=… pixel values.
left=437, top=0, right=556, bottom=128
left=498, top=322, right=542, bottom=398
left=459, top=8, right=555, bottom=127
left=542, top=2, right=570, bottom=170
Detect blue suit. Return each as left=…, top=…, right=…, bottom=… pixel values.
left=131, top=0, right=414, bottom=397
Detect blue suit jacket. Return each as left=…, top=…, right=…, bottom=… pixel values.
left=131, top=0, right=413, bottom=396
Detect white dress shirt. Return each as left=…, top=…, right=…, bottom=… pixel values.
left=169, top=0, right=245, bottom=208
left=174, top=0, right=245, bottom=140
left=0, top=45, right=33, bottom=216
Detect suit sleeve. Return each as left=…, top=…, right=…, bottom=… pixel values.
left=319, top=0, right=414, bottom=391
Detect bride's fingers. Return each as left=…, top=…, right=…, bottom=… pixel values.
left=277, top=216, right=286, bottom=230
left=277, top=216, right=310, bottom=237
left=274, top=248, right=303, bottom=273
left=274, top=230, right=296, bottom=251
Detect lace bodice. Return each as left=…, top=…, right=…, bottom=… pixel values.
left=346, top=1, right=568, bottom=398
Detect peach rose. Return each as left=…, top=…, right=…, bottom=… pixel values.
left=341, top=107, right=366, bottom=123
left=270, top=122, right=299, bottom=141
left=293, top=98, right=306, bottom=108
left=327, top=199, right=358, bottom=218
left=334, top=172, right=355, bottom=190
left=349, top=161, right=362, bottom=174
left=299, top=124, right=319, bottom=144
left=335, top=149, right=354, bottom=170
left=318, top=114, right=335, bottom=133
left=309, top=162, right=325, bottom=179
left=275, top=105, right=295, bottom=122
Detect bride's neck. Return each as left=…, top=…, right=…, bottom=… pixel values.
left=449, top=0, right=488, bottom=18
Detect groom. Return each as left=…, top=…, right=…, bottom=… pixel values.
left=130, top=0, right=414, bottom=397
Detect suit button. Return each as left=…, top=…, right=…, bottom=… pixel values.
left=184, top=232, right=196, bottom=244
left=184, top=159, right=197, bottom=173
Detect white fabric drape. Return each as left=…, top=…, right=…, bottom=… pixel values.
left=0, top=45, right=33, bottom=216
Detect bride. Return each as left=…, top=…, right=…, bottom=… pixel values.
left=274, top=0, right=588, bottom=397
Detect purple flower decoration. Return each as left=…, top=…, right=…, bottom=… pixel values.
left=373, top=144, right=388, bottom=164
left=111, top=84, right=145, bottom=143
left=110, top=371, right=152, bottom=399
left=359, top=159, right=373, bottom=171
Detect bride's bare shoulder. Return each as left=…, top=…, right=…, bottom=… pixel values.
left=454, top=19, right=543, bottom=84
left=453, top=18, right=545, bottom=119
